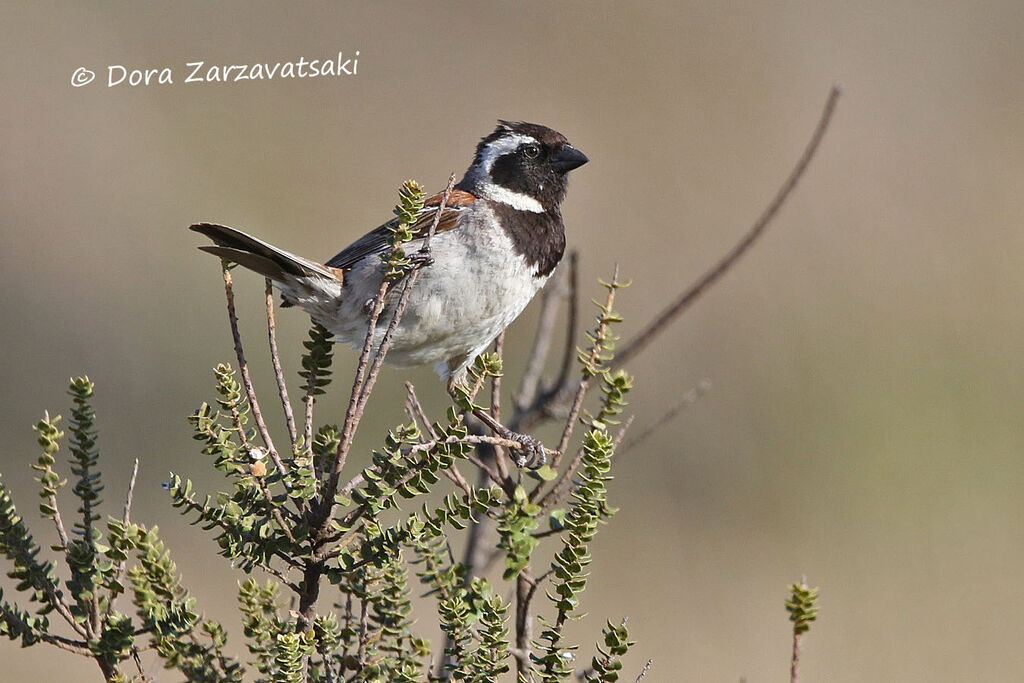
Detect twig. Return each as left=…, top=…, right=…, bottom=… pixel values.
left=0, top=604, right=90, bottom=655
left=220, top=263, right=289, bottom=478
left=614, top=86, right=841, bottom=369
left=612, top=414, right=635, bottom=451
left=489, top=333, right=511, bottom=482
left=551, top=264, right=622, bottom=469
left=635, top=659, right=653, bottom=682
left=356, top=596, right=370, bottom=667
left=222, top=389, right=298, bottom=544
left=551, top=250, right=580, bottom=397
left=620, top=379, right=711, bottom=454
left=266, top=279, right=298, bottom=449
left=404, top=434, right=540, bottom=457
left=122, top=458, right=139, bottom=524
left=514, top=259, right=569, bottom=412
left=41, top=413, right=70, bottom=549
left=404, top=382, right=439, bottom=440
left=328, top=278, right=390, bottom=500
left=107, top=458, right=141, bottom=618
left=442, top=461, right=474, bottom=498
left=515, top=568, right=535, bottom=678
left=791, top=628, right=804, bottom=683
left=512, top=252, right=580, bottom=433
left=323, top=173, right=458, bottom=519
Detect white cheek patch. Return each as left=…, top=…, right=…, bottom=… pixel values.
left=480, top=183, right=545, bottom=213
left=480, top=134, right=538, bottom=173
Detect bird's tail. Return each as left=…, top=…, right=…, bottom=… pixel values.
left=190, top=223, right=345, bottom=312
left=190, top=223, right=338, bottom=281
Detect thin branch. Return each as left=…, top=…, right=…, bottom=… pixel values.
left=323, top=173, right=458, bottom=521
left=512, top=253, right=580, bottom=434
left=635, top=659, right=653, bottom=682
left=489, top=333, right=511, bottom=482
left=550, top=264, right=622, bottom=470
left=356, top=596, right=370, bottom=667
left=404, top=382, right=439, bottom=440
left=442, top=461, right=474, bottom=498
left=107, top=458, right=140, bottom=617
left=515, top=567, right=538, bottom=678
left=620, top=379, right=711, bottom=455
left=338, top=472, right=365, bottom=500
left=329, top=278, right=390, bottom=497
left=222, top=387, right=298, bottom=544
left=791, top=630, right=803, bottom=683
left=551, top=250, right=580, bottom=397
left=514, top=259, right=569, bottom=412
left=266, top=279, right=298, bottom=449
left=0, top=603, right=91, bottom=655
left=122, top=458, right=139, bottom=525
left=220, top=263, right=289, bottom=479
left=614, top=86, right=841, bottom=369
left=612, top=414, right=635, bottom=451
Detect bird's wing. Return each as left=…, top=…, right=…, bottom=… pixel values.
left=325, top=188, right=477, bottom=270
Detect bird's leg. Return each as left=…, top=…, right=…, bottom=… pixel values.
left=446, top=376, right=547, bottom=469
left=407, top=245, right=434, bottom=269
left=471, top=407, right=547, bottom=469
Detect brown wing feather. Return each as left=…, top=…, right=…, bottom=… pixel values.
left=324, top=189, right=476, bottom=270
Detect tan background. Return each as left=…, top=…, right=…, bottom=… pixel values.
left=4, top=1, right=1024, bottom=680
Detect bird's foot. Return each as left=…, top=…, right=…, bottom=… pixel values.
left=408, top=248, right=434, bottom=269
left=471, top=407, right=547, bottom=469
left=501, top=428, right=547, bottom=469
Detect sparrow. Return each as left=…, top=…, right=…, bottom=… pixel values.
left=191, top=121, right=588, bottom=465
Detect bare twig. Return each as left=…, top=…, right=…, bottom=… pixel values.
left=635, top=659, right=653, bottom=682
left=266, top=279, right=298, bottom=449
left=404, top=382, right=439, bottom=440
left=220, top=263, right=289, bottom=478
left=620, top=379, right=711, bottom=454
left=791, top=628, right=804, bottom=683
left=551, top=250, right=580, bottom=397
left=612, top=414, right=635, bottom=451
left=614, top=86, right=841, bottom=369
left=356, top=596, right=370, bottom=667
left=551, top=264, right=622, bottom=469
left=514, top=258, right=569, bottom=412
left=329, top=279, right=389, bottom=494
left=221, top=388, right=298, bottom=544
left=512, top=252, right=580, bottom=434
left=442, top=461, right=474, bottom=498
left=107, top=458, right=141, bottom=618
left=489, top=333, right=511, bottom=482
left=121, top=458, right=139, bottom=525
left=515, top=566, right=543, bottom=678
left=323, top=173, right=458, bottom=518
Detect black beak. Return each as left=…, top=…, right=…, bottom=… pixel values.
left=551, top=144, right=589, bottom=173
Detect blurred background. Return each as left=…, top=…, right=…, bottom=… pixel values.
left=3, top=1, right=1024, bottom=680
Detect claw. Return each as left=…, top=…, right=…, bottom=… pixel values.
left=496, top=426, right=547, bottom=469
left=409, top=249, right=435, bottom=269
left=466, top=406, right=547, bottom=469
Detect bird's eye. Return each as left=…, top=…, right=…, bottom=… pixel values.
left=523, top=144, right=540, bottom=159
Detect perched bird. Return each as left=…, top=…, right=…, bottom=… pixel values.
left=191, top=121, right=588, bottom=465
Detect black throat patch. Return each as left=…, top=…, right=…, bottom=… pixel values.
left=489, top=201, right=566, bottom=278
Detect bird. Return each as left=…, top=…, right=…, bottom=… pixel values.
left=191, top=121, right=589, bottom=466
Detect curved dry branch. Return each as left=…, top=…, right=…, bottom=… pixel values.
left=614, top=86, right=841, bottom=369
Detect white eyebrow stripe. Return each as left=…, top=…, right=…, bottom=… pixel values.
left=480, top=134, right=538, bottom=173
left=480, top=183, right=545, bottom=213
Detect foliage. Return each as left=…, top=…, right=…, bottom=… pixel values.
left=786, top=581, right=819, bottom=635
left=0, top=181, right=653, bottom=681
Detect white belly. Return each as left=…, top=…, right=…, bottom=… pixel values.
left=291, top=204, right=548, bottom=380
